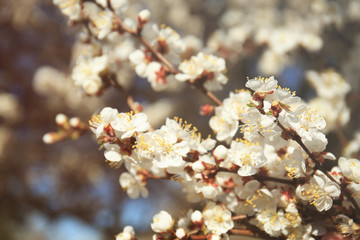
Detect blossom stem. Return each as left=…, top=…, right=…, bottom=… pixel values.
left=218, top=168, right=297, bottom=186
left=228, top=228, right=255, bottom=236
left=192, top=83, right=223, bottom=106
left=231, top=214, right=247, bottom=221
left=106, top=74, right=140, bottom=113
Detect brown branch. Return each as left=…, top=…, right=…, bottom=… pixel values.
left=229, top=228, right=255, bottom=236
left=218, top=168, right=297, bottom=186
left=253, top=173, right=298, bottom=186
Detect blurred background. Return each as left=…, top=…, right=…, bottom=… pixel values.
left=1, top=0, right=360, bottom=239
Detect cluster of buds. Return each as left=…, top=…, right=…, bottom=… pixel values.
left=43, top=113, right=89, bottom=144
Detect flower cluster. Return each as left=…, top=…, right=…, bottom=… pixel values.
left=47, top=1, right=360, bottom=240
left=84, top=76, right=360, bottom=240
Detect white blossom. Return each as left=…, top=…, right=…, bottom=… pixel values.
left=129, top=49, right=151, bottom=78
left=286, top=224, right=315, bottom=240
left=88, top=10, right=113, bottom=39
left=222, top=90, right=252, bottom=121
left=306, top=69, right=350, bottom=100
left=240, top=109, right=279, bottom=143
left=115, top=226, right=135, bottom=240
left=176, top=52, right=227, bottom=91
left=145, top=61, right=168, bottom=91
left=202, top=202, right=234, bottom=235
left=119, top=172, right=148, bottom=199
left=72, top=55, right=108, bottom=95
left=209, top=106, right=238, bottom=142
left=338, top=157, right=360, bottom=183
left=336, top=214, right=360, bottom=239
left=112, top=112, right=150, bottom=139
left=226, top=140, right=266, bottom=176
left=255, top=209, right=290, bottom=237
left=284, top=105, right=328, bottom=152
left=245, top=76, right=278, bottom=93
left=89, top=107, right=119, bottom=138
left=300, top=33, right=323, bottom=52
left=268, top=28, right=300, bottom=54
left=151, top=24, right=185, bottom=64
left=151, top=211, right=174, bottom=233
left=296, top=170, right=341, bottom=211
left=110, top=0, right=128, bottom=14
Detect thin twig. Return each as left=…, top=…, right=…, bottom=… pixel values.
left=218, top=168, right=297, bottom=186
left=253, top=173, right=298, bottom=186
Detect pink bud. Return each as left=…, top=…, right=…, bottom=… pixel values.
left=200, top=104, right=214, bottom=116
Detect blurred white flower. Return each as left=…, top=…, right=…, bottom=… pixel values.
left=72, top=55, right=108, bottom=95
left=53, top=0, right=81, bottom=20
left=89, top=10, right=113, bottom=39
left=115, top=226, right=135, bottom=240
left=119, top=172, right=148, bottom=199
left=176, top=52, right=227, bottom=91
left=150, top=211, right=174, bottom=233
left=306, top=69, right=350, bottom=100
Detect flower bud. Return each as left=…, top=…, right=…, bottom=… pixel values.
left=55, top=113, right=68, bottom=126
left=69, top=117, right=81, bottom=128
left=138, top=9, right=151, bottom=25
left=175, top=228, right=187, bottom=240
left=191, top=210, right=203, bottom=225
left=192, top=160, right=205, bottom=172
left=200, top=104, right=214, bottom=116
left=202, top=185, right=219, bottom=199
left=213, top=145, right=227, bottom=160
left=43, top=132, right=56, bottom=144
